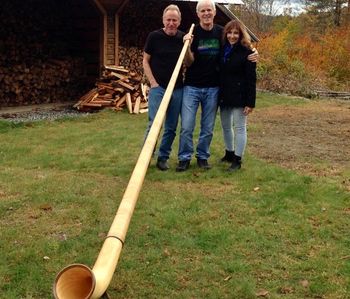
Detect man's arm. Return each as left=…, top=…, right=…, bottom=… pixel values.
left=183, top=33, right=194, bottom=67
left=143, top=52, right=158, bottom=88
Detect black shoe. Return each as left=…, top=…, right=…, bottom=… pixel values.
left=156, top=159, right=169, bottom=171
left=221, top=150, right=235, bottom=163
left=176, top=160, right=190, bottom=172
left=228, top=155, right=241, bottom=172
left=197, top=159, right=211, bottom=170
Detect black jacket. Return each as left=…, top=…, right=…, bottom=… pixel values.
left=219, top=43, right=256, bottom=108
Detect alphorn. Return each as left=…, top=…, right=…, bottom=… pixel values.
left=53, top=24, right=195, bottom=299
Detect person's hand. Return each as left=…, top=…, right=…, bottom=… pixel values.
left=183, top=33, right=193, bottom=44
left=243, top=106, right=253, bottom=115
left=248, top=48, right=259, bottom=63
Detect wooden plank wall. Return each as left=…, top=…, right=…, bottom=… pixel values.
left=107, top=14, right=116, bottom=65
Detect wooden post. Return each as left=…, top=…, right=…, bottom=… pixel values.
left=92, top=0, right=108, bottom=67
left=114, top=14, right=120, bottom=66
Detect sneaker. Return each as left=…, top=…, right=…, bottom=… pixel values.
left=176, top=160, right=190, bottom=172
left=197, top=159, right=211, bottom=170
left=156, top=159, right=169, bottom=171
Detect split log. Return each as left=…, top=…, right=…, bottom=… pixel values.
left=133, top=97, right=141, bottom=114
left=116, top=95, right=127, bottom=108
left=126, top=93, right=133, bottom=114
left=75, top=65, right=149, bottom=114
left=117, top=80, right=135, bottom=91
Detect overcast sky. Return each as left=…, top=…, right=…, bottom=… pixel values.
left=276, top=0, right=305, bottom=15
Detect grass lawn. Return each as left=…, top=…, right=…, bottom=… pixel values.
left=0, top=93, right=349, bottom=298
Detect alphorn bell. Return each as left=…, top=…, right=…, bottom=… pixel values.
left=53, top=23, right=195, bottom=299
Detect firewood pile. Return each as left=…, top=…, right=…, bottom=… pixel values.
left=74, top=65, right=149, bottom=114
left=118, top=46, right=144, bottom=76
left=0, top=0, right=93, bottom=107
left=0, top=58, right=88, bottom=107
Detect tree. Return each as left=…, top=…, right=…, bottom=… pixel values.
left=304, top=0, right=348, bottom=26
left=230, top=0, right=291, bottom=32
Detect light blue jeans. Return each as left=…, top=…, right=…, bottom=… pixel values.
left=178, top=86, right=219, bottom=161
left=220, top=107, right=247, bottom=157
left=145, top=86, right=183, bottom=160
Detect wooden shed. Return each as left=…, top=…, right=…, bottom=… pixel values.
left=0, top=0, right=258, bottom=107
left=96, top=0, right=259, bottom=66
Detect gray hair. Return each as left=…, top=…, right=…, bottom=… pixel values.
left=163, top=4, right=182, bottom=20
left=196, top=0, right=216, bottom=13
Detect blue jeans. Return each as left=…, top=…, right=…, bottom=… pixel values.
left=220, top=107, right=247, bottom=157
left=145, top=86, right=183, bottom=160
left=178, top=86, right=219, bottom=161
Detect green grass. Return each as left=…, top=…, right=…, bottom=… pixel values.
left=0, top=93, right=349, bottom=298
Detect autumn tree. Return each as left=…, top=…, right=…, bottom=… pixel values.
left=304, top=0, right=348, bottom=26
left=229, top=0, right=291, bottom=33
left=257, top=14, right=350, bottom=94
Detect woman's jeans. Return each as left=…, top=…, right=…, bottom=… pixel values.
left=220, top=107, right=247, bottom=157
left=145, top=86, right=183, bottom=160
left=178, top=86, right=219, bottom=161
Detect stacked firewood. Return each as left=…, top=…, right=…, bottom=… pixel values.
left=74, top=65, right=149, bottom=113
left=118, top=46, right=144, bottom=76
left=0, top=0, right=91, bottom=107
left=0, top=58, right=88, bottom=106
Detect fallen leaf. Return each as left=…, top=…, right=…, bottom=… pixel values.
left=163, top=248, right=171, bottom=257
left=29, top=213, right=40, bottom=219
left=39, top=204, right=52, bottom=211
left=253, top=187, right=260, bottom=192
left=224, top=275, right=232, bottom=281
left=98, top=232, right=107, bottom=239
left=58, top=233, right=67, bottom=241
left=279, top=286, right=293, bottom=294
left=256, top=289, right=269, bottom=297
left=300, top=279, right=309, bottom=288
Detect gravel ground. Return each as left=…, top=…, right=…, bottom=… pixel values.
left=0, top=106, right=91, bottom=123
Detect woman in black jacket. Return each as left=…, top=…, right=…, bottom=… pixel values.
left=219, top=20, right=256, bottom=171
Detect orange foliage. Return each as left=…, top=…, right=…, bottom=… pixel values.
left=258, top=21, right=350, bottom=93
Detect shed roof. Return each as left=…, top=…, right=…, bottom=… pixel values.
left=97, top=0, right=245, bottom=12
left=97, top=0, right=259, bottom=42
left=174, top=0, right=244, bottom=3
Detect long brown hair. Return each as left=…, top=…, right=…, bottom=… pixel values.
left=223, top=20, right=252, bottom=50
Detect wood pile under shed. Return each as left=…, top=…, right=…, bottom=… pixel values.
left=0, top=58, right=88, bottom=106
left=74, top=65, right=149, bottom=114
left=118, top=46, right=144, bottom=76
